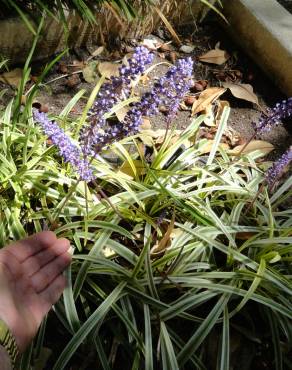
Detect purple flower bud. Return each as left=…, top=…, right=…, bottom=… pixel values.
left=253, top=98, right=292, bottom=134
left=265, top=146, right=292, bottom=188
left=33, top=109, right=94, bottom=182
left=80, top=46, right=154, bottom=154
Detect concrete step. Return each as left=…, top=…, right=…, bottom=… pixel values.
left=222, top=0, right=292, bottom=96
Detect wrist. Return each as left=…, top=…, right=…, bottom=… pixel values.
left=0, top=319, right=19, bottom=369
left=0, top=344, right=13, bottom=370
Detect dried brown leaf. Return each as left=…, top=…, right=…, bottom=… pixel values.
left=70, top=60, right=86, bottom=72
left=229, top=140, right=274, bottom=155
left=91, top=46, right=105, bottom=57
left=142, top=38, right=160, bottom=50
left=200, top=140, right=229, bottom=154
left=199, top=49, right=229, bottom=65
left=138, top=131, right=154, bottom=147
left=82, top=61, right=99, bottom=83
left=140, top=118, right=151, bottom=130
left=191, top=87, right=226, bottom=115
left=115, top=107, right=129, bottom=122
left=223, top=82, right=259, bottom=106
left=0, top=68, right=24, bottom=87
left=151, top=214, right=175, bottom=255
left=98, top=61, right=120, bottom=79
left=203, top=105, right=216, bottom=127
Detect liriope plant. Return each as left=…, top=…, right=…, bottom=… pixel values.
left=0, top=46, right=291, bottom=369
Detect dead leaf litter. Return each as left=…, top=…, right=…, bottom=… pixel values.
left=0, top=23, right=290, bottom=159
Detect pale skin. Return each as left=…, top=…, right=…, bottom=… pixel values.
left=0, top=231, right=71, bottom=367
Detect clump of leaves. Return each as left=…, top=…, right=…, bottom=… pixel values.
left=0, top=36, right=291, bottom=370
left=1, top=94, right=291, bottom=369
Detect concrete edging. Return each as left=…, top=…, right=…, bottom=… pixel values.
left=222, top=0, right=292, bottom=96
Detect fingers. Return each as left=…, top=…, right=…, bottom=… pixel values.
left=0, top=250, right=23, bottom=280
left=22, top=238, right=70, bottom=277
left=6, top=231, right=58, bottom=262
left=38, top=274, right=67, bottom=315
left=30, top=251, right=71, bottom=293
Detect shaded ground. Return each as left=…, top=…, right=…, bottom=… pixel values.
left=0, top=20, right=291, bottom=157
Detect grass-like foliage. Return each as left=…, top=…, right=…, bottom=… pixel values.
left=0, top=0, right=226, bottom=35
left=0, top=0, right=140, bottom=22
left=0, top=27, right=291, bottom=367
left=0, top=88, right=291, bottom=369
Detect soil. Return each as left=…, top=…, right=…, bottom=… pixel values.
left=0, top=18, right=291, bottom=156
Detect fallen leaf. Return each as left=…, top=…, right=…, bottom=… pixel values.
left=0, top=68, right=23, bottom=87
left=91, top=46, right=104, bottom=57
left=236, top=232, right=256, bottom=240
left=180, top=45, right=195, bottom=53
left=151, top=214, right=175, bottom=255
left=229, top=140, right=274, bottom=155
left=222, top=125, right=241, bottom=147
left=139, top=74, right=150, bottom=85
left=142, top=38, right=161, bottom=50
left=179, top=101, right=189, bottom=111
left=199, top=49, right=229, bottom=65
left=82, top=61, right=98, bottom=83
left=191, top=87, right=226, bottom=115
left=98, top=61, right=120, bottom=79
left=140, top=118, right=151, bottom=130
left=115, top=107, right=129, bottom=122
left=203, top=105, right=216, bottom=127
left=158, top=42, right=173, bottom=52
left=223, top=82, right=259, bottom=106
left=138, top=131, right=154, bottom=147
left=199, top=140, right=229, bottom=154
left=70, top=60, right=86, bottom=72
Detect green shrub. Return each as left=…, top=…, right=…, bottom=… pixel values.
left=0, top=94, right=291, bottom=368
left=0, top=33, right=291, bottom=369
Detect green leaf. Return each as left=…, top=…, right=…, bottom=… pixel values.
left=53, top=282, right=126, bottom=370
left=177, top=294, right=230, bottom=366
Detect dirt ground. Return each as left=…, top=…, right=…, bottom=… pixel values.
left=0, top=19, right=291, bottom=156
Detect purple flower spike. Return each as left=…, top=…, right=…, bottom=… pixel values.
left=80, top=46, right=154, bottom=155
left=254, top=97, right=292, bottom=134
left=265, top=146, right=292, bottom=188
left=33, top=109, right=94, bottom=182
left=159, top=57, right=194, bottom=120
left=119, top=57, right=194, bottom=138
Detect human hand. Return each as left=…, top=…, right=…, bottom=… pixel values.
left=0, top=231, right=71, bottom=352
